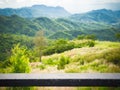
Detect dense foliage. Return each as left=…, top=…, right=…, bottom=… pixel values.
left=0, top=15, right=120, bottom=41
left=77, top=34, right=96, bottom=40
left=42, top=41, right=120, bottom=73
left=43, top=39, right=95, bottom=55
left=10, top=44, right=31, bottom=73
left=0, top=33, right=33, bottom=61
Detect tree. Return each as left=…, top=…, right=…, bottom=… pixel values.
left=115, top=33, right=120, bottom=41
left=77, top=34, right=85, bottom=40
left=10, top=44, right=31, bottom=73
left=33, top=30, right=47, bottom=62
left=8, top=44, right=33, bottom=90
left=85, top=34, right=96, bottom=40
left=77, top=34, right=96, bottom=40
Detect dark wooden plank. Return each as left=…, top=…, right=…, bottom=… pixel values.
left=0, top=73, right=120, bottom=87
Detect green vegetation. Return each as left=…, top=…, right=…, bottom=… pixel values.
left=43, top=39, right=73, bottom=55
left=77, top=34, right=96, bottom=40
left=104, top=48, right=120, bottom=65
left=4, top=44, right=32, bottom=90
left=10, top=44, right=31, bottom=73
left=33, top=30, right=47, bottom=62
left=0, top=15, right=39, bottom=36
left=0, top=11, right=120, bottom=90
left=57, top=55, right=70, bottom=70
left=1, top=36, right=119, bottom=74
left=0, top=15, right=120, bottom=41
left=0, top=44, right=31, bottom=73
left=0, top=33, right=33, bottom=61
left=116, top=33, right=120, bottom=41
left=41, top=41, right=120, bottom=73
left=43, top=39, right=95, bottom=55
left=39, top=64, right=46, bottom=70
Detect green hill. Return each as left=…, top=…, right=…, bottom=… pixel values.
left=0, top=15, right=40, bottom=36
left=48, top=31, right=73, bottom=39
left=33, top=17, right=68, bottom=35
left=0, top=14, right=120, bottom=61
left=70, top=9, right=120, bottom=23
left=41, top=40, right=120, bottom=73
left=0, top=15, right=120, bottom=41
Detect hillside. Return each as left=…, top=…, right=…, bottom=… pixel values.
left=0, top=38, right=120, bottom=90
left=0, top=8, right=120, bottom=63
left=0, top=7, right=120, bottom=90
left=0, top=14, right=120, bottom=41
left=0, top=15, right=40, bottom=36
left=1, top=39, right=120, bottom=74
left=32, top=40, right=120, bottom=73
left=0, top=7, right=120, bottom=41
left=70, top=9, right=120, bottom=24
left=0, top=5, right=70, bottom=18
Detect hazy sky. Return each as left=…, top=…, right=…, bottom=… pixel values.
left=0, top=0, right=120, bottom=13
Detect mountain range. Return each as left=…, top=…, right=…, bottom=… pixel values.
left=0, top=5, right=70, bottom=18
left=0, top=5, right=120, bottom=24
left=70, top=9, right=120, bottom=24
left=0, top=4, right=120, bottom=61
left=0, top=5, right=120, bottom=41
left=0, top=14, right=119, bottom=41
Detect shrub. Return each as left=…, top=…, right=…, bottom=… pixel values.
left=65, top=65, right=80, bottom=73
left=43, top=46, right=55, bottom=55
left=44, top=58, right=56, bottom=65
left=43, top=39, right=75, bottom=55
left=87, top=40, right=95, bottom=47
left=43, top=39, right=96, bottom=56
left=39, top=64, right=46, bottom=70
left=79, top=59, right=84, bottom=65
left=57, top=55, right=69, bottom=70
left=10, top=44, right=31, bottom=73
left=42, top=56, right=59, bottom=66
left=77, top=34, right=85, bottom=40
left=7, top=44, right=32, bottom=90
left=74, top=40, right=95, bottom=48
left=85, top=34, right=96, bottom=40
left=104, top=48, right=120, bottom=65
left=0, top=67, right=12, bottom=73
left=77, top=34, right=96, bottom=40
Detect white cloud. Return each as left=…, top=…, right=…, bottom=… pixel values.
left=16, top=0, right=25, bottom=3
left=0, top=0, right=120, bottom=13
left=0, top=1, right=3, bottom=4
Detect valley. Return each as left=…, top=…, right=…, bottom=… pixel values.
left=0, top=4, right=120, bottom=90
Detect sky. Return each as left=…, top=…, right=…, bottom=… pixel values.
left=0, top=0, right=120, bottom=13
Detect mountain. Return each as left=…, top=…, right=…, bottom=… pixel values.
left=33, top=17, right=67, bottom=35
left=0, top=5, right=71, bottom=18
left=0, top=15, right=41, bottom=36
left=1, top=5, right=120, bottom=23
left=0, top=9, right=120, bottom=61
left=0, top=15, right=119, bottom=41
left=70, top=9, right=120, bottom=24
